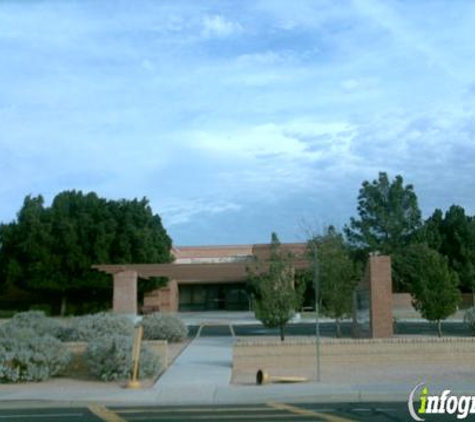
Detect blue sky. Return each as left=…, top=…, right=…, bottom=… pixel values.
left=1, top=0, right=475, bottom=245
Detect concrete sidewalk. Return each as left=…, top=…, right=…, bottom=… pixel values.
left=153, top=336, right=234, bottom=403
left=1, top=335, right=474, bottom=407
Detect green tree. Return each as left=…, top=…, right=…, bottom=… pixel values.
left=417, top=208, right=444, bottom=251
left=0, top=195, right=52, bottom=293
left=0, top=191, right=173, bottom=315
left=398, top=243, right=460, bottom=337
left=247, top=233, right=302, bottom=341
left=312, top=227, right=357, bottom=338
left=345, top=172, right=421, bottom=254
left=345, top=172, right=422, bottom=291
left=440, top=206, right=475, bottom=304
left=417, top=205, right=475, bottom=304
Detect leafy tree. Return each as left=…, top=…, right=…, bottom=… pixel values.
left=417, top=206, right=475, bottom=304
left=311, top=227, right=357, bottom=337
left=345, top=172, right=421, bottom=254
left=0, top=195, right=51, bottom=292
left=398, top=243, right=460, bottom=337
left=247, top=233, right=303, bottom=341
left=439, top=206, right=475, bottom=304
left=0, top=191, right=172, bottom=315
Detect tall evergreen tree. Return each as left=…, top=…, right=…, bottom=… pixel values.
left=345, top=172, right=422, bottom=254
left=345, top=172, right=422, bottom=291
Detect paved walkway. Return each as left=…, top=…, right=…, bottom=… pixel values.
left=153, top=336, right=235, bottom=404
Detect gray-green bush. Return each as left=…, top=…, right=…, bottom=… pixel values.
left=0, top=327, right=71, bottom=382
left=4, top=311, right=64, bottom=338
left=141, top=313, right=188, bottom=342
left=63, top=312, right=135, bottom=342
left=84, top=335, right=161, bottom=381
left=464, top=307, right=475, bottom=333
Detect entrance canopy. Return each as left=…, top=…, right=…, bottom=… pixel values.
left=93, top=243, right=308, bottom=314
left=93, top=262, right=249, bottom=283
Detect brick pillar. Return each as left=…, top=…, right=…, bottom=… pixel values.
left=158, top=280, right=179, bottom=313
left=113, top=270, right=138, bottom=315
left=369, top=255, right=393, bottom=338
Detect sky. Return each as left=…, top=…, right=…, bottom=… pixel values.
left=1, top=0, right=475, bottom=246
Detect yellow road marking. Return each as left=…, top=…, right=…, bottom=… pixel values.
left=268, top=402, right=356, bottom=422
left=88, top=405, right=128, bottom=422
left=116, top=407, right=280, bottom=414
left=125, top=415, right=307, bottom=420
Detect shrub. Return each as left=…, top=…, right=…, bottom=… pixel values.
left=141, top=313, right=188, bottom=342
left=63, top=312, right=135, bottom=342
left=0, top=327, right=71, bottom=382
left=84, top=335, right=161, bottom=381
left=464, top=307, right=475, bottom=333
left=4, top=311, right=64, bottom=338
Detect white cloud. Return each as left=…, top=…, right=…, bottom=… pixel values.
left=340, top=77, right=378, bottom=92
left=1, top=0, right=475, bottom=245
left=352, top=0, right=465, bottom=82
left=193, top=120, right=354, bottom=160
left=160, top=199, right=241, bottom=226
left=202, top=15, right=243, bottom=38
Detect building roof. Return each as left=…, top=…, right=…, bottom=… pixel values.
left=93, top=243, right=308, bottom=282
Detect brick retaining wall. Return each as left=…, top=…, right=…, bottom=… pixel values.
left=233, top=337, right=475, bottom=381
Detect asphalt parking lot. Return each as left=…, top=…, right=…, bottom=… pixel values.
left=188, top=321, right=471, bottom=337
left=0, top=402, right=450, bottom=422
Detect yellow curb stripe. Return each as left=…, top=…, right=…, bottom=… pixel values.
left=196, top=324, right=204, bottom=338
left=117, top=407, right=280, bottom=414
left=268, top=402, right=356, bottom=422
left=123, top=415, right=306, bottom=420
left=88, top=405, right=128, bottom=422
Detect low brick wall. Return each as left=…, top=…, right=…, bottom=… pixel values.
left=144, top=340, right=168, bottom=368
left=233, top=337, right=475, bottom=383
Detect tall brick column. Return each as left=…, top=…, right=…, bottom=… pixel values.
left=353, top=255, right=393, bottom=338
left=368, top=255, right=393, bottom=338
left=113, top=270, right=138, bottom=315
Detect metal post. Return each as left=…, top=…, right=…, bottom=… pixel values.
left=312, top=244, right=321, bottom=382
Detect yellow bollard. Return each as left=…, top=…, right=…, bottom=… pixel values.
left=256, top=369, right=308, bottom=385
left=127, top=325, right=143, bottom=389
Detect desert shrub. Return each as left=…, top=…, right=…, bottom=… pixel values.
left=464, top=307, right=475, bottom=333
left=3, top=311, right=64, bottom=338
left=84, top=335, right=161, bottom=381
left=62, top=312, right=135, bottom=342
left=141, top=313, right=188, bottom=342
left=0, top=327, right=71, bottom=382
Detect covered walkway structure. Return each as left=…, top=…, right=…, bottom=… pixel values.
left=93, top=243, right=308, bottom=315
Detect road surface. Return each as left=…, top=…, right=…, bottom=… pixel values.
left=0, top=402, right=451, bottom=421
